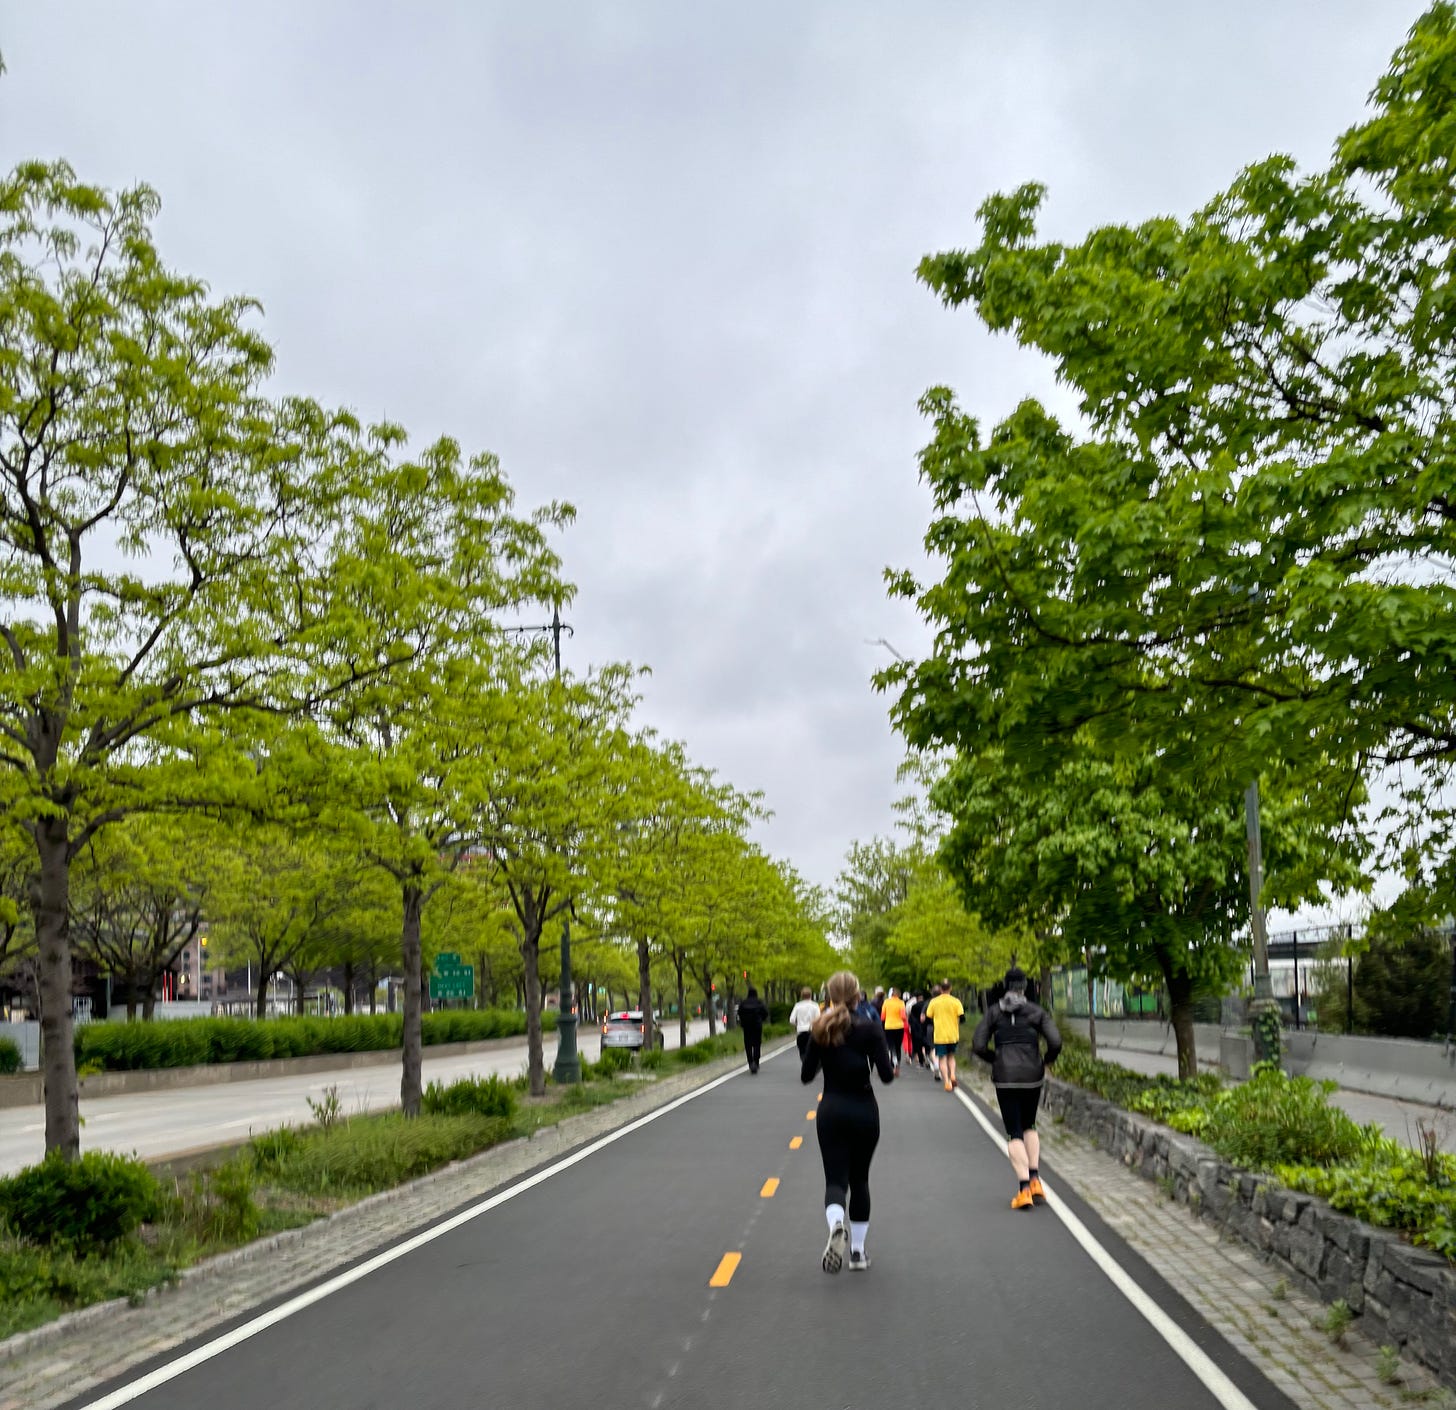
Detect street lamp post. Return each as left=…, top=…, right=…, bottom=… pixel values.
left=511, top=606, right=581, bottom=1085
left=1245, top=779, right=1282, bottom=1063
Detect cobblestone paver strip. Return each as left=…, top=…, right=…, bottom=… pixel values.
left=0, top=1053, right=763, bottom=1410
left=964, top=1071, right=1454, bottom=1410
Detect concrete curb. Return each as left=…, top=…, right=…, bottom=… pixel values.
left=0, top=1043, right=779, bottom=1370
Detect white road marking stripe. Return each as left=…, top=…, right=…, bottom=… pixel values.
left=953, top=1086, right=1259, bottom=1410
left=75, top=1048, right=780, bottom=1410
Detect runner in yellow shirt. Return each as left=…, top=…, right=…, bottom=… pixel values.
left=923, top=983, right=965, bottom=1093
left=880, top=988, right=907, bottom=1074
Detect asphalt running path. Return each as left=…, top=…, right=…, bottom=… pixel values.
left=0, top=1021, right=711, bottom=1175
left=63, top=1046, right=1298, bottom=1410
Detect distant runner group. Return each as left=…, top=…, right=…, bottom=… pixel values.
left=760, top=965, right=1061, bottom=1273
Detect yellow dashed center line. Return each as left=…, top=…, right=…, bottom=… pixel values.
left=760, top=1178, right=780, bottom=1198
left=709, top=1252, right=742, bottom=1287
left=789, top=1136, right=803, bottom=1150
left=817, top=1093, right=822, bottom=1102
left=806, top=1110, right=816, bottom=1120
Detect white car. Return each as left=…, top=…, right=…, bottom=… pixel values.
left=599, top=1010, right=666, bottom=1055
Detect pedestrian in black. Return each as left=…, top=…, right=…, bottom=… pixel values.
left=802, top=969, right=895, bottom=1273
left=738, top=986, right=769, bottom=1073
left=971, top=965, right=1062, bottom=1210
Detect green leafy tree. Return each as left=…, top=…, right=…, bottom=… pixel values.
left=606, top=739, right=761, bottom=1049
left=836, top=837, right=915, bottom=983
left=476, top=664, right=640, bottom=1094
left=206, top=828, right=358, bottom=1019
left=70, top=816, right=219, bottom=1020
left=0, top=164, right=388, bottom=1157
left=933, top=743, right=1365, bottom=1075
left=884, top=8, right=1456, bottom=918
left=883, top=863, right=1023, bottom=994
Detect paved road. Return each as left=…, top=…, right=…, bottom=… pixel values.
left=1102, top=1045, right=1456, bottom=1152
left=62, top=1049, right=1297, bottom=1410
left=0, top=1021, right=712, bottom=1175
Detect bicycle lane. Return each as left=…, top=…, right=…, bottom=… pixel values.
left=675, top=1055, right=1301, bottom=1410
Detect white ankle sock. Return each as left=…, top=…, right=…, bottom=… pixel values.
left=825, top=1203, right=845, bottom=1231
left=850, top=1221, right=869, bottom=1254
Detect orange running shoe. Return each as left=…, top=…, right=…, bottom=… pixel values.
left=1011, top=1188, right=1034, bottom=1211
left=1028, top=1177, right=1047, bottom=1204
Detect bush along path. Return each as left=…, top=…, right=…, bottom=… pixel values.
left=0, top=1027, right=787, bottom=1342
left=1044, top=1036, right=1456, bottom=1391
left=69, top=1009, right=559, bottom=1074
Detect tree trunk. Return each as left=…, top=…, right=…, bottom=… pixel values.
left=674, top=953, right=687, bottom=1048
left=343, top=960, right=355, bottom=1016
left=33, top=821, right=81, bottom=1161
left=125, top=995, right=137, bottom=1022
left=368, top=960, right=378, bottom=1015
left=256, top=966, right=269, bottom=1020
left=521, top=923, right=545, bottom=1097
left=1084, top=945, right=1098, bottom=1061
left=637, top=937, right=654, bottom=1052
left=1167, top=970, right=1197, bottom=1081
left=725, top=979, right=738, bottom=1031
left=701, top=972, right=717, bottom=1035
left=400, top=884, right=425, bottom=1116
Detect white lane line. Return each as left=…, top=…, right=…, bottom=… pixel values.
left=953, top=1086, right=1258, bottom=1410
left=76, top=1056, right=769, bottom=1410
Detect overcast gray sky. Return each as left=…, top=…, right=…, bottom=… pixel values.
left=0, top=1, right=1431, bottom=897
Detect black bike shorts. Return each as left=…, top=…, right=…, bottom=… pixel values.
left=995, top=1085, right=1042, bottom=1140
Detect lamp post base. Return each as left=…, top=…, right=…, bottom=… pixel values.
left=1248, top=996, right=1282, bottom=1067
left=552, top=1014, right=581, bottom=1085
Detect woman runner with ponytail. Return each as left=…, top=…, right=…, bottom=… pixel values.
left=801, top=970, right=895, bottom=1273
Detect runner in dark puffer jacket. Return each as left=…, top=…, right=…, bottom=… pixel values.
left=971, top=966, right=1061, bottom=1210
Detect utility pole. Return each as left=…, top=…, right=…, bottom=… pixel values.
left=1245, top=779, right=1281, bottom=1063
left=506, top=606, right=580, bottom=1083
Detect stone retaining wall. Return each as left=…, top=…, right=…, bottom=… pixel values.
left=1043, top=1077, right=1456, bottom=1390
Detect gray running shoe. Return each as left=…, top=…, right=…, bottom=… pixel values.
left=848, top=1250, right=871, bottom=1272
left=821, top=1222, right=848, bottom=1275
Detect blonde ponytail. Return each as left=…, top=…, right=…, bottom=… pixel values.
left=810, top=970, right=860, bottom=1047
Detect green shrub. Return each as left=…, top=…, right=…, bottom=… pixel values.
left=1200, top=1066, right=1372, bottom=1169
left=1276, top=1139, right=1456, bottom=1256
left=186, top=1161, right=260, bottom=1244
left=0, top=1038, right=21, bottom=1075
left=0, top=1152, right=161, bottom=1252
left=422, top=1074, right=518, bottom=1121
left=266, top=1113, right=510, bottom=1194
left=640, top=1049, right=664, bottom=1071
left=74, top=1009, right=545, bottom=1072
left=597, top=1047, right=635, bottom=1074
left=674, top=1042, right=713, bottom=1066
left=249, top=1126, right=304, bottom=1172
left=0, top=1233, right=180, bottom=1340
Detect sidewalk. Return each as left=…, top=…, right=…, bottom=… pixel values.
left=1102, top=1045, right=1456, bottom=1152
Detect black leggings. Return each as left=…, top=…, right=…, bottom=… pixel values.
left=796, top=1031, right=812, bottom=1061
left=996, top=1085, right=1041, bottom=1141
left=816, top=1094, right=880, bottom=1221
left=743, top=1029, right=762, bottom=1067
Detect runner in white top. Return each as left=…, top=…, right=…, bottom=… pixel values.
left=789, top=987, right=821, bottom=1061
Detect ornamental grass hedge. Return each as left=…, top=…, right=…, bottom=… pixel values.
left=74, top=1008, right=557, bottom=1072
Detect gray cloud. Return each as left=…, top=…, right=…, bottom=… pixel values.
left=0, top=0, right=1429, bottom=889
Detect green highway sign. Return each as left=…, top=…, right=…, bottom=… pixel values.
left=430, top=954, right=474, bottom=1001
